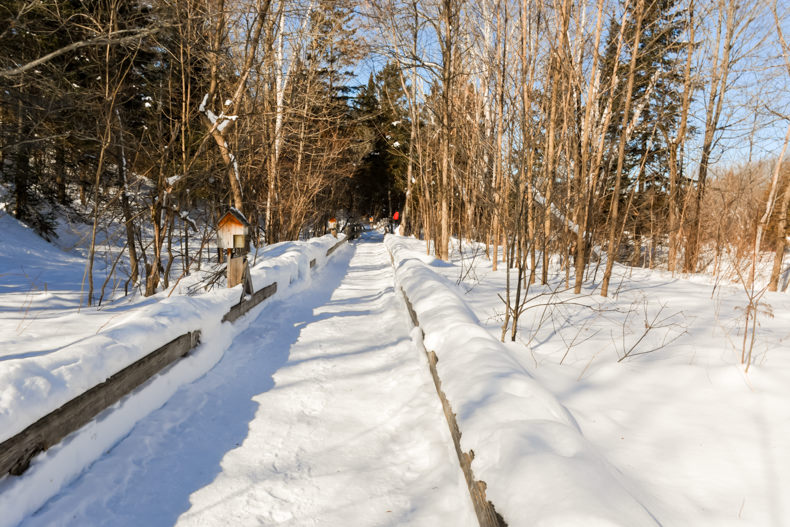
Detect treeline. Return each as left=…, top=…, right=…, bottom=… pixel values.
left=2, top=0, right=790, bottom=304
left=0, top=0, right=378, bottom=301
left=365, top=0, right=790, bottom=301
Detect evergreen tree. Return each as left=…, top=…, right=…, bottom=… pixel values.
left=351, top=63, right=410, bottom=218
left=274, top=0, right=368, bottom=239
left=598, top=0, right=687, bottom=239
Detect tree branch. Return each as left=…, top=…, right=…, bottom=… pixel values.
left=0, top=26, right=162, bottom=78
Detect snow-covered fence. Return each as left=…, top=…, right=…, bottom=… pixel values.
left=403, top=296, right=505, bottom=527
left=223, top=236, right=346, bottom=324
left=0, top=331, right=201, bottom=476
left=0, top=234, right=350, bottom=480
left=386, top=244, right=504, bottom=527
left=222, top=282, right=278, bottom=324
left=326, top=237, right=346, bottom=256
left=385, top=235, right=660, bottom=527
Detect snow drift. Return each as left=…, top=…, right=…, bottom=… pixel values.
left=385, top=234, right=659, bottom=527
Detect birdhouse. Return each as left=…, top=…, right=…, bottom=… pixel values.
left=217, top=208, right=250, bottom=257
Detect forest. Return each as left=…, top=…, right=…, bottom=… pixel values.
left=1, top=0, right=789, bottom=304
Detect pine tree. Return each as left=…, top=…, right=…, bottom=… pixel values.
left=351, top=63, right=410, bottom=218
left=597, top=0, right=687, bottom=252
left=274, top=0, right=367, bottom=239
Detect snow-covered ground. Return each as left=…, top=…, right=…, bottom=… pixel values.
left=0, top=203, right=224, bottom=364
left=0, top=211, right=137, bottom=361
left=3, top=211, right=789, bottom=526
left=388, top=236, right=660, bottom=526
left=1, top=228, right=475, bottom=526
left=391, top=234, right=790, bottom=527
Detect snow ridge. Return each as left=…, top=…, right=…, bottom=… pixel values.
left=385, top=234, right=659, bottom=527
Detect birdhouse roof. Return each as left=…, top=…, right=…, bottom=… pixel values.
left=218, top=208, right=250, bottom=230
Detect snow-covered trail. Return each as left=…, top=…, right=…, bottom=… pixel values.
left=18, top=232, right=475, bottom=527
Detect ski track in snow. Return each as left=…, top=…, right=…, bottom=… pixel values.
left=17, top=233, right=475, bottom=527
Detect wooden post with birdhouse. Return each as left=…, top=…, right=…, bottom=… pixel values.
left=217, top=208, right=254, bottom=294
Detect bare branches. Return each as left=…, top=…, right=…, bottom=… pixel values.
left=614, top=296, right=688, bottom=362
left=0, top=27, right=164, bottom=79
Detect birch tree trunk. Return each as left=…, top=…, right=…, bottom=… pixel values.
left=768, top=4, right=790, bottom=291
left=751, top=122, right=790, bottom=289
left=601, top=0, right=645, bottom=297
left=666, top=0, right=695, bottom=273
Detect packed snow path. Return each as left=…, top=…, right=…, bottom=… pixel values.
left=19, top=233, right=476, bottom=526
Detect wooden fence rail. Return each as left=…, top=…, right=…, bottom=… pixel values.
left=222, top=282, right=278, bottom=324
left=1, top=235, right=351, bottom=479
left=0, top=331, right=201, bottom=476
left=390, top=250, right=506, bottom=527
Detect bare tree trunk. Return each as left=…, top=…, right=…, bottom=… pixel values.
left=768, top=163, right=790, bottom=291
left=666, top=0, right=695, bottom=273
left=684, top=0, right=736, bottom=272
left=490, top=1, right=508, bottom=272
left=84, top=124, right=112, bottom=307
left=145, top=171, right=168, bottom=297
left=601, top=0, right=645, bottom=297
left=84, top=11, right=130, bottom=306
left=200, top=0, right=271, bottom=215
left=517, top=0, right=537, bottom=288
left=116, top=111, right=139, bottom=286
left=759, top=122, right=790, bottom=289
left=575, top=0, right=633, bottom=294
left=163, top=208, right=176, bottom=289
left=401, top=0, right=420, bottom=236
left=437, top=0, right=457, bottom=261
left=13, top=98, right=29, bottom=221
left=769, top=5, right=790, bottom=291
left=541, top=64, right=559, bottom=285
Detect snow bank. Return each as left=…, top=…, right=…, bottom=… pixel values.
left=0, top=234, right=344, bottom=445
left=0, top=234, right=348, bottom=527
left=385, top=235, right=659, bottom=527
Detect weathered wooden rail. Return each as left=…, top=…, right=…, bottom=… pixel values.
left=0, top=330, right=201, bottom=476
left=391, top=251, right=507, bottom=527
left=222, top=282, right=278, bottom=324
left=0, top=235, right=351, bottom=479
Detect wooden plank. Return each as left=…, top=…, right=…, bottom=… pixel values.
left=240, top=260, right=254, bottom=298
left=400, top=287, right=420, bottom=327
left=325, top=238, right=347, bottom=256
left=228, top=256, right=245, bottom=288
left=0, top=330, right=201, bottom=477
left=222, top=282, right=277, bottom=324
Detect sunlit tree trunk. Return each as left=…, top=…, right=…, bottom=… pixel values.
left=601, top=0, right=645, bottom=297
